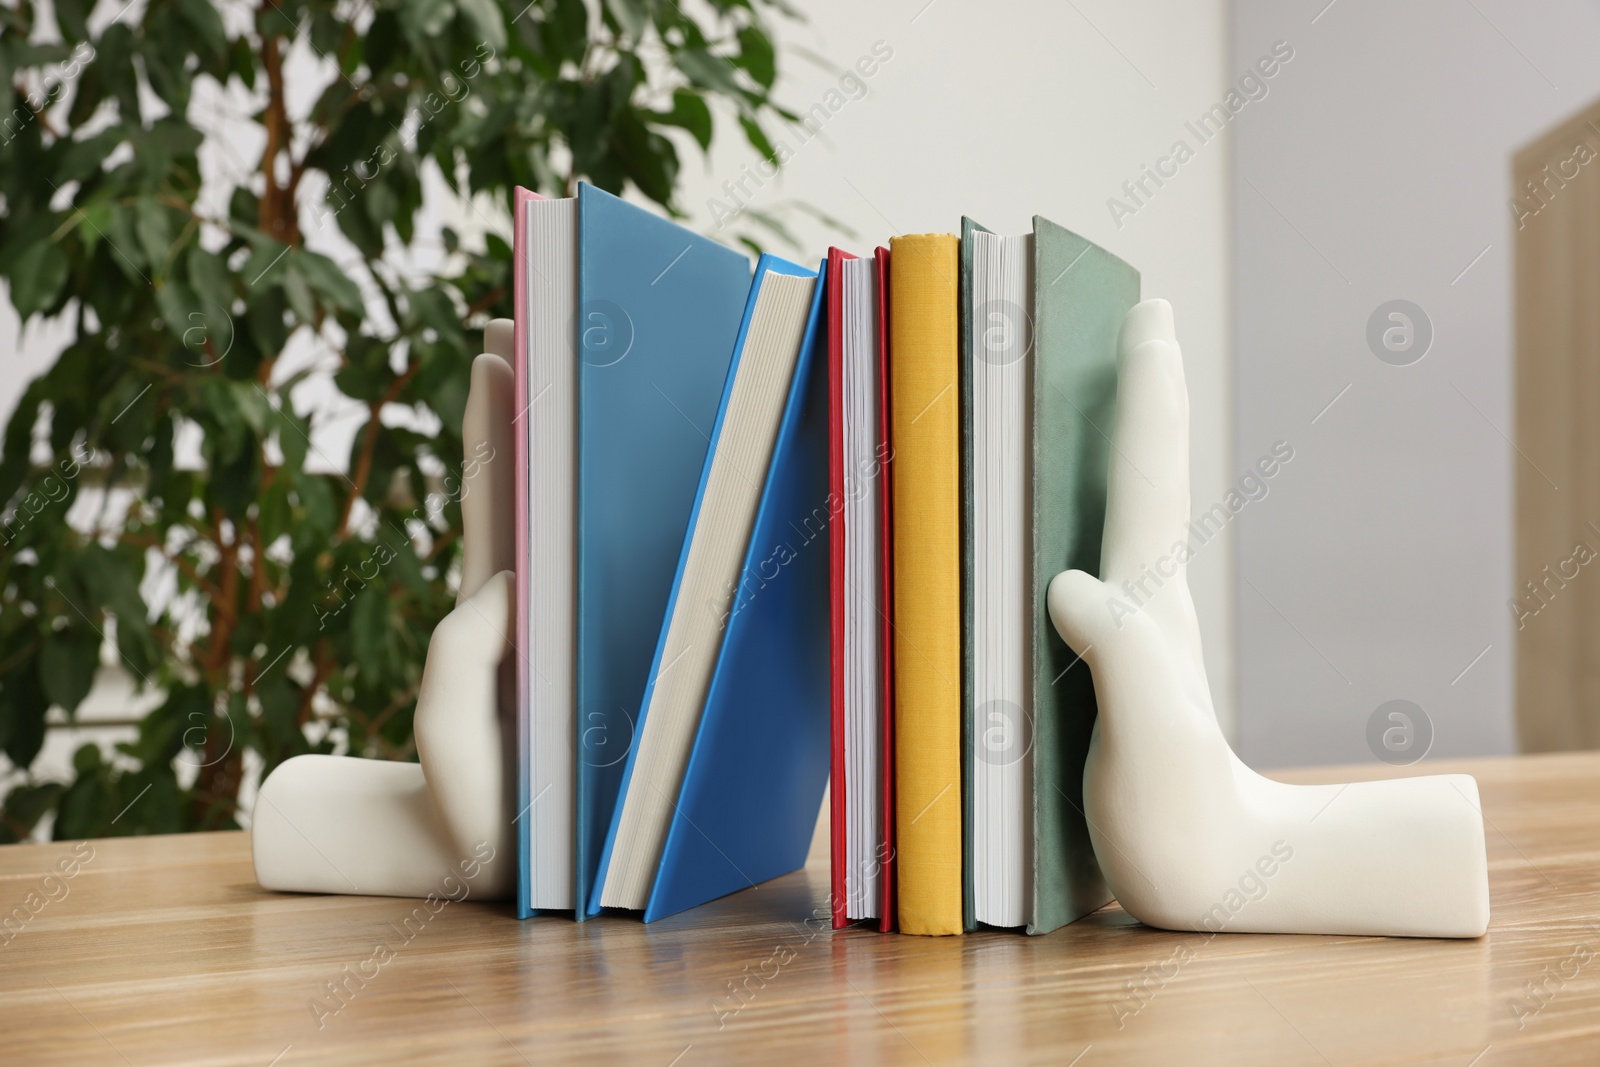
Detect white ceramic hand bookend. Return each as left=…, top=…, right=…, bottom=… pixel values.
left=251, top=321, right=518, bottom=900
left=1047, top=300, right=1489, bottom=938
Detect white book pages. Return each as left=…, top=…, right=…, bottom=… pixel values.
left=970, top=229, right=1033, bottom=929
left=842, top=256, right=884, bottom=920
left=525, top=198, right=577, bottom=909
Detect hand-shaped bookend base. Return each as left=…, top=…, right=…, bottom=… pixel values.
left=252, top=322, right=518, bottom=900
left=1048, top=300, right=1489, bottom=938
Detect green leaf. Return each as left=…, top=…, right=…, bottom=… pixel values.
left=544, top=0, right=590, bottom=64
left=406, top=287, right=463, bottom=345
left=55, top=0, right=92, bottom=40
left=401, top=0, right=453, bottom=42
left=293, top=475, right=339, bottom=549
left=614, top=110, right=677, bottom=207
left=104, top=203, right=147, bottom=280
left=97, top=24, right=142, bottom=122
left=739, top=113, right=778, bottom=163
left=175, top=0, right=229, bottom=61
left=133, top=198, right=178, bottom=274
left=242, top=239, right=292, bottom=289
left=185, top=245, right=236, bottom=330
left=602, top=0, right=649, bottom=41
left=58, top=127, right=126, bottom=184
left=255, top=670, right=302, bottom=758
left=294, top=251, right=365, bottom=314
left=0, top=782, right=66, bottom=844
left=456, top=0, right=507, bottom=51
left=73, top=201, right=111, bottom=257
left=230, top=380, right=273, bottom=437
left=154, top=277, right=201, bottom=342
left=273, top=404, right=310, bottom=473
left=197, top=377, right=246, bottom=462
left=209, top=435, right=260, bottom=519
left=246, top=286, right=291, bottom=356
left=283, top=265, right=317, bottom=323
left=140, top=26, right=194, bottom=112
left=351, top=584, right=390, bottom=683
left=147, top=414, right=176, bottom=488
left=0, top=668, right=48, bottom=768
left=258, top=479, right=292, bottom=542
left=40, top=627, right=100, bottom=715
left=8, top=242, right=69, bottom=319
left=654, top=89, right=713, bottom=151
left=675, top=49, right=743, bottom=95
left=75, top=545, right=146, bottom=621
left=737, top=25, right=776, bottom=89
left=228, top=36, right=257, bottom=91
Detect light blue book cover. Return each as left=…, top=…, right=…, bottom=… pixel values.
left=587, top=256, right=832, bottom=921
left=563, top=183, right=751, bottom=920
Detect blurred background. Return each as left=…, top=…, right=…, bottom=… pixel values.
left=3, top=0, right=1599, bottom=840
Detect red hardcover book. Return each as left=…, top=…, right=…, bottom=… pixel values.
left=826, top=247, right=853, bottom=930
left=875, top=245, right=896, bottom=933
left=828, top=246, right=898, bottom=932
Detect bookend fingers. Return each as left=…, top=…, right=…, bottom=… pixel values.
left=485, top=318, right=514, bottom=361
left=1046, top=569, right=1114, bottom=657
left=1099, top=300, right=1190, bottom=589
left=458, top=343, right=516, bottom=604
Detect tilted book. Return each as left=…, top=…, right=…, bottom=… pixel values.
left=591, top=256, right=833, bottom=922
left=568, top=183, right=752, bottom=919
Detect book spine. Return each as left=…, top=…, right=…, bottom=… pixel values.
left=887, top=234, right=963, bottom=936
left=957, top=219, right=978, bottom=934
left=512, top=188, right=533, bottom=920
left=875, top=246, right=898, bottom=934
left=827, top=249, right=850, bottom=930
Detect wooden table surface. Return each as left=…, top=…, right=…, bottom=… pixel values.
left=3, top=752, right=1600, bottom=1066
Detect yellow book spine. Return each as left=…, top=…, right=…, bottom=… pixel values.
left=888, top=234, right=963, bottom=936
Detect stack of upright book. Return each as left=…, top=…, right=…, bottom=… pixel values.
left=508, top=183, right=1138, bottom=933
left=826, top=220, right=1138, bottom=936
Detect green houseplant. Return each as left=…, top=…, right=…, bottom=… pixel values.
left=0, top=0, right=800, bottom=842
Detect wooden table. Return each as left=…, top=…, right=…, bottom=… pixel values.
left=3, top=752, right=1599, bottom=1066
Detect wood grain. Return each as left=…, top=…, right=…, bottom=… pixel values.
left=4, top=753, right=1600, bottom=1065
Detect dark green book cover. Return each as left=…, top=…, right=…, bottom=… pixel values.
left=1028, top=216, right=1136, bottom=935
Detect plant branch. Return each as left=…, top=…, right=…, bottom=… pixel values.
left=257, top=20, right=300, bottom=246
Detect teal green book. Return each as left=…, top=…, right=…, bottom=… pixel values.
left=958, top=215, right=1136, bottom=932
left=1028, top=217, right=1136, bottom=935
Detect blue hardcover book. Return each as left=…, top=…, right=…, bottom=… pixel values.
left=588, top=256, right=832, bottom=921
left=567, top=184, right=752, bottom=919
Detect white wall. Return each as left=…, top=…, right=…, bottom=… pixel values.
left=1231, top=0, right=1600, bottom=766
left=671, top=0, right=1237, bottom=735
